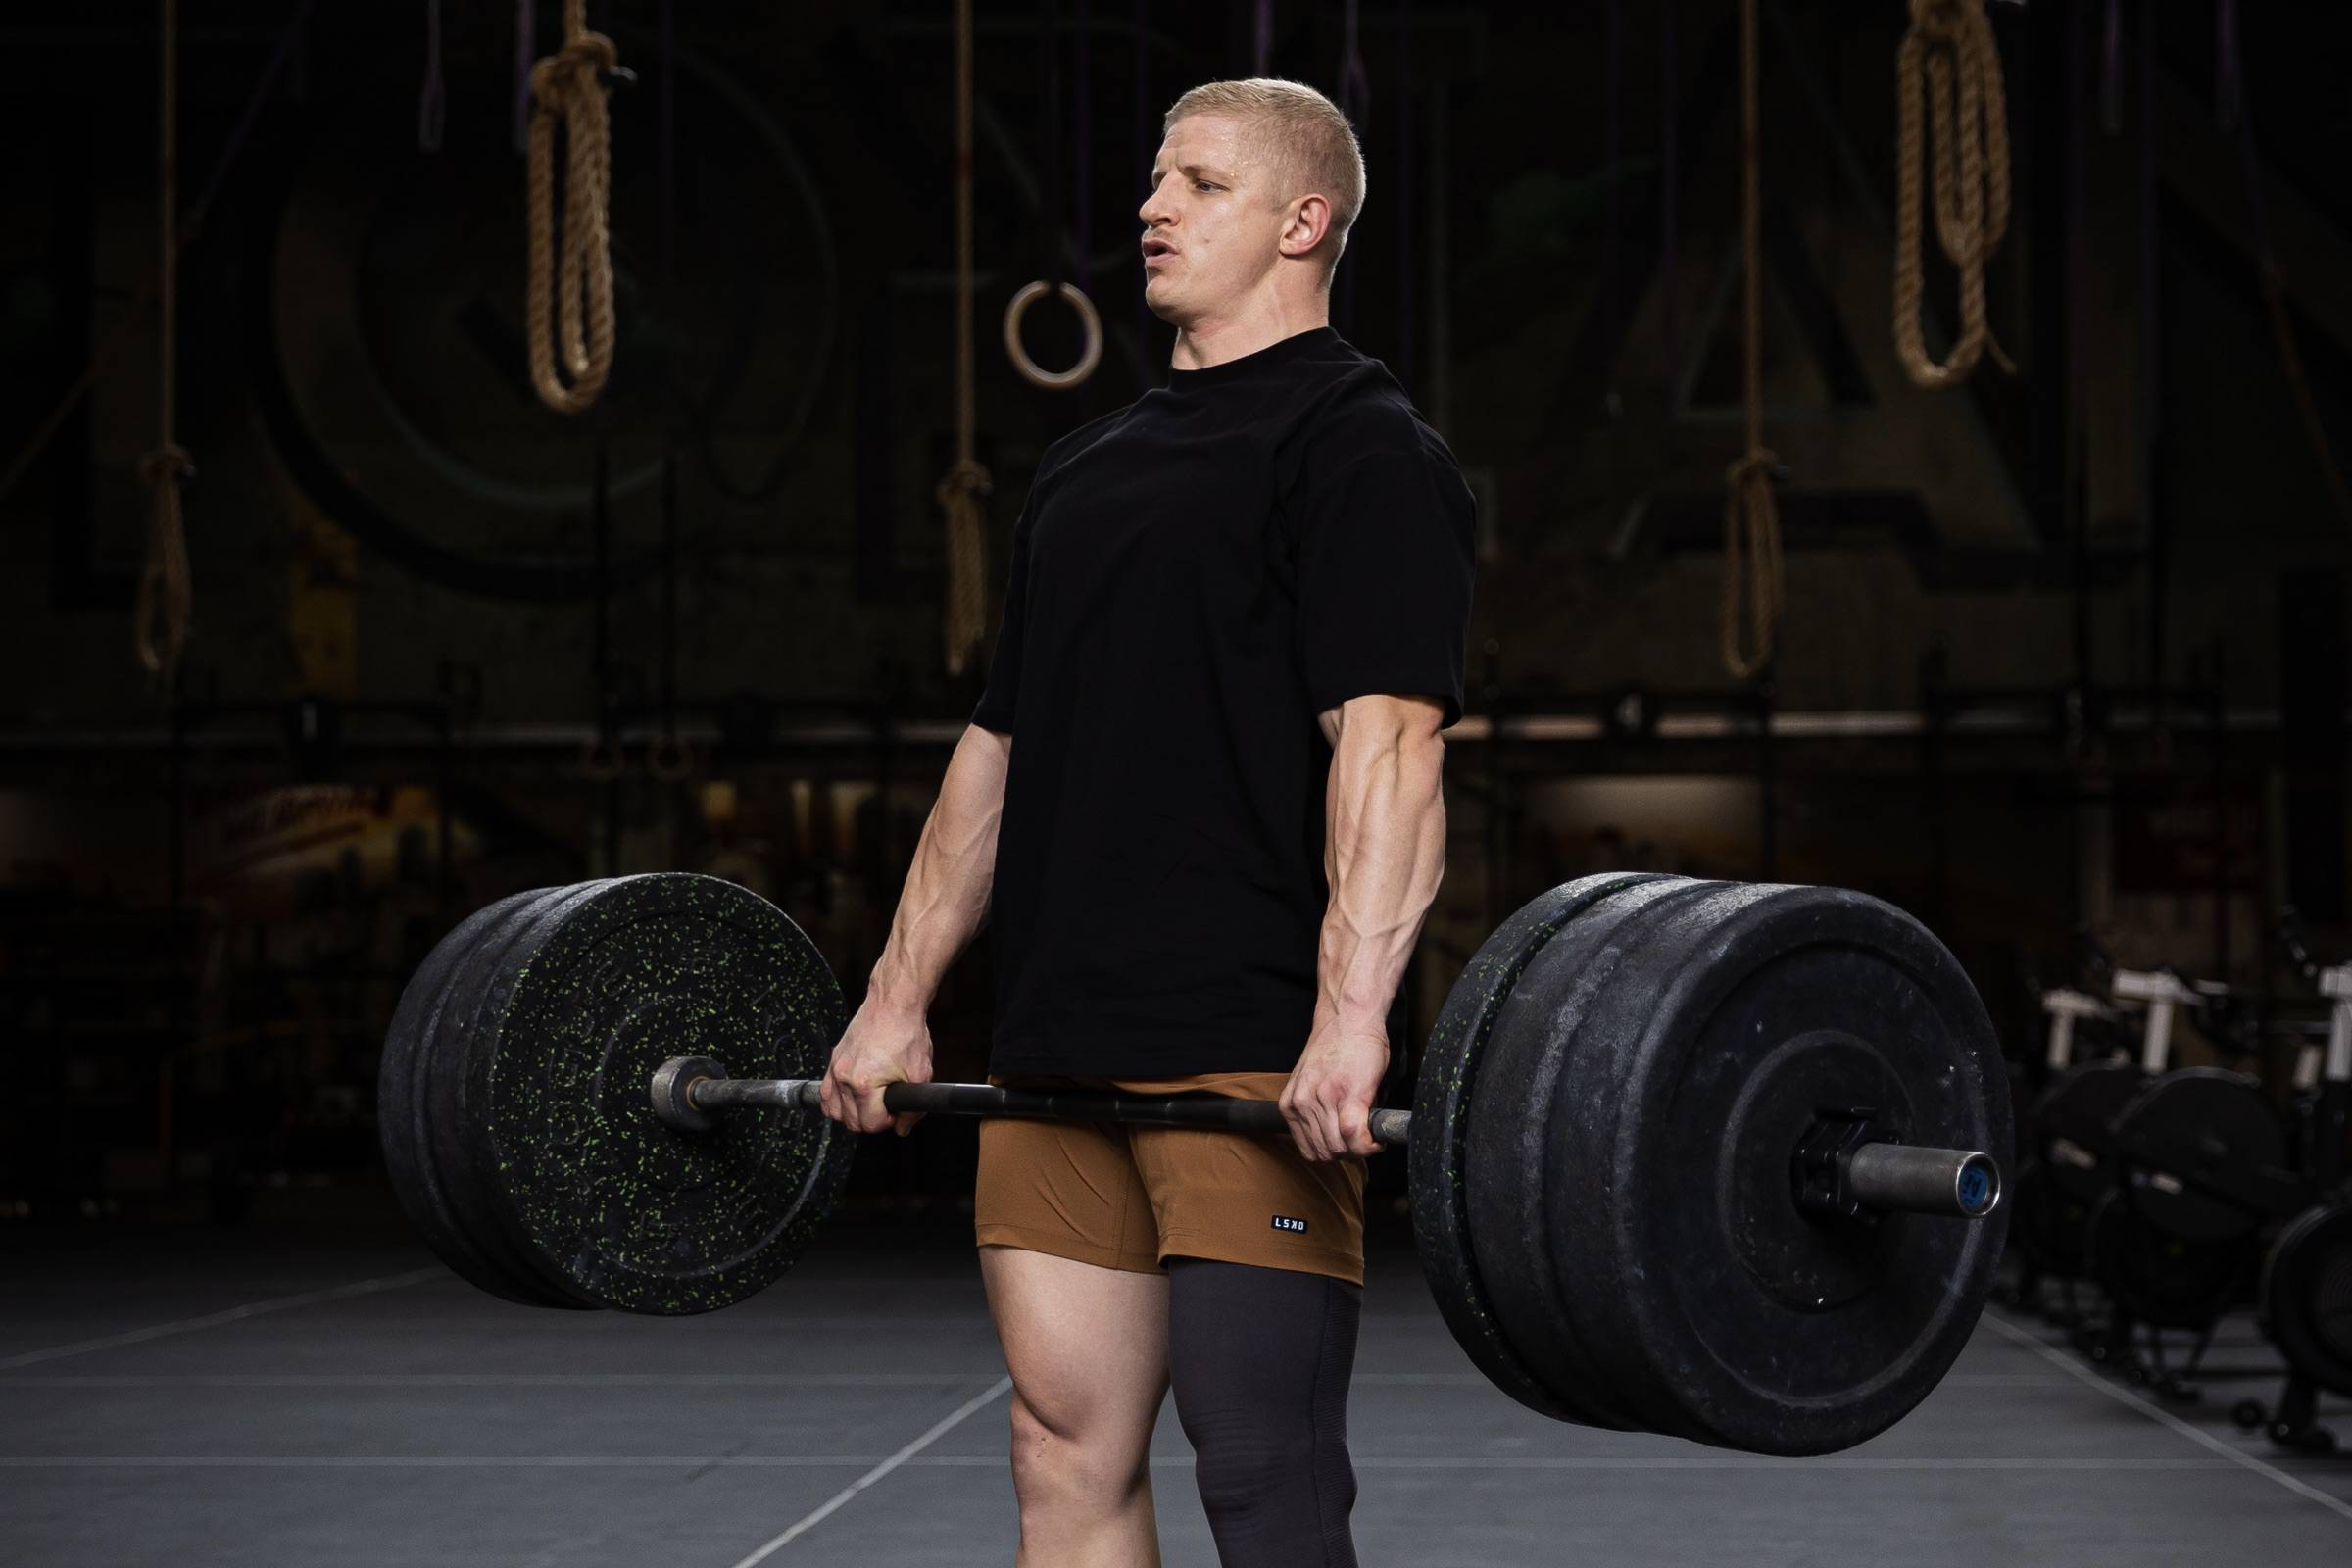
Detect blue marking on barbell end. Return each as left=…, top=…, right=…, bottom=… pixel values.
left=1958, top=1162, right=1992, bottom=1216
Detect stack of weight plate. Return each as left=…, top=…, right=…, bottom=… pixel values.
left=378, top=873, right=853, bottom=1313
left=1409, top=872, right=2011, bottom=1456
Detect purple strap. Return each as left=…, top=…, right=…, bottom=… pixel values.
left=1076, top=0, right=1093, bottom=294
left=2215, top=0, right=2242, bottom=132
left=1336, top=0, right=1368, bottom=335
left=2137, top=0, right=2158, bottom=459
left=1338, top=0, right=1369, bottom=113
left=660, top=0, right=676, bottom=287
left=1395, top=0, right=1414, bottom=391
left=2100, top=0, right=2123, bottom=134
left=1602, top=0, right=1621, bottom=410
left=418, top=0, right=445, bottom=151
left=514, top=0, right=534, bottom=154
left=2070, top=0, right=2088, bottom=479
left=1659, top=0, right=1679, bottom=392
left=1134, top=0, right=1152, bottom=377
left=1254, top=0, right=1273, bottom=75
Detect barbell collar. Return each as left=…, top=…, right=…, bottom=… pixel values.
left=657, top=1059, right=1997, bottom=1219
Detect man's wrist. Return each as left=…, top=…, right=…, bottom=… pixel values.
left=863, top=970, right=931, bottom=1018
left=1309, top=1017, right=1391, bottom=1060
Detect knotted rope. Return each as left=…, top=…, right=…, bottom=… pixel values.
left=1721, top=0, right=1782, bottom=682
left=1892, top=0, right=2013, bottom=389
left=942, top=0, right=993, bottom=676
left=135, top=0, right=193, bottom=679
left=525, top=0, right=619, bottom=415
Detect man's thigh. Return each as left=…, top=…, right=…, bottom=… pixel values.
left=979, top=1245, right=1171, bottom=1452
left=1119, top=1072, right=1369, bottom=1285
left=974, top=1079, right=1163, bottom=1273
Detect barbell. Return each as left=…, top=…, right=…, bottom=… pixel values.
left=377, top=869, right=2013, bottom=1457
left=649, top=1063, right=1999, bottom=1221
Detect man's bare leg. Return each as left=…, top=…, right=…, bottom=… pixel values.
left=981, top=1246, right=1170, bottom=1568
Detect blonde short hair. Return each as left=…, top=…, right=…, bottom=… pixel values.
left=1163, top=77, right=1366, bottom=281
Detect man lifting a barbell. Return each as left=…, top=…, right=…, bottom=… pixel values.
left=817, top=77, right=1475, bottom=1568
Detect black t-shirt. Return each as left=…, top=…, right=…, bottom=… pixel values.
left=969, top=325, right=1475, bottom=1077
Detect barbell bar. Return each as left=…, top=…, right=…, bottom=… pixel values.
left=378, top=868, right=2015, bottom=1455
left=648, top=1056, right=2002, bottom=1221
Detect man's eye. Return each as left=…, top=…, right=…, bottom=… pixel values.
left=1196, top=181, right=1219, bottom=192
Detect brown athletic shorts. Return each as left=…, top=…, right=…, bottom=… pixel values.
left=973, top=1072, right=1369, bottom=1285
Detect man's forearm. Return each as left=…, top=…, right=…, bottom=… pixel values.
left=865, top=724, right=1010, bottom=1014
left=1313, top=702, right=1448, bottom=1040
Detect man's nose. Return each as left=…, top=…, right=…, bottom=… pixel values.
left=1137, top=176, right=1173, bottom=229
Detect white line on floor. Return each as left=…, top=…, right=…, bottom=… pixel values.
left=0, top=1268, right=446, bottom=1371
left=0, top=1370, right=1493, bottom=1390
left=721, top=1375, right=1014, bottom=1567
left=0, top=1372, right=1001, bottom=1389
left=1982, top=1311, right=2352, bottom=1524
left=0, top=1454, right=2246, bottom=1472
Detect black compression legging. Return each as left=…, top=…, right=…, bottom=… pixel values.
left=1166, top=1257, right=1362, bottom=1568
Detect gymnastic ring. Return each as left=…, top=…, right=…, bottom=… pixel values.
left=646, top=734, right=695, bottom=782
left=1002, top=280, right=1103, bottom=390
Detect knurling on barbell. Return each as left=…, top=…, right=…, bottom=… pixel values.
left=1003, top=280, right=1103, bottom=390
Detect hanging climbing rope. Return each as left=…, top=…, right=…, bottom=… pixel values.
left=941, top=0, right=994, bottom=677
left=1004, top=0, right=1102, bottom=391
left=135, top=0, right=194, bottom=680
left=1891, top=0, right=2013, bottom=390
left=1720, top=0, right=1782, bottom=683
left=525, top=0, right=622, bottom=415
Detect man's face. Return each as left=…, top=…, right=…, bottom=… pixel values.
left=1138, top=114, right=1292, bottom=325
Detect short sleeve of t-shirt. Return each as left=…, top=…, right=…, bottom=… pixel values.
left=970, top=498, right=1036, bottom=734
left=1294, top=441, right=1476, bottom=728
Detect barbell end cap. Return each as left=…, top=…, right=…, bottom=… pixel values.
left=651, top=1055, right=729, bottom=1135
left=1954, top=1152, right=2001, bottom=1218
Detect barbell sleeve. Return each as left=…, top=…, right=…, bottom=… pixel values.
left=656, top=1060, right=1998, bottom=1219
left=1844, top=1142, right=2002, bottom=1219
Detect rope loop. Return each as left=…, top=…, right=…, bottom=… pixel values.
left=1893, top=0, right=2013, bottom=389
left=934, top=456, right=995, bottom=514
left=134, top=442, right=196, bottom=678
left=524, top=10, right=621, bottom=416
left=937, top=456, right=995, bottom=678
left=1720, top=446, right=1785, bottom=682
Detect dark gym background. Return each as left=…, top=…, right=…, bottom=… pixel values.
left=3, top=2, right=2350, bottom=1564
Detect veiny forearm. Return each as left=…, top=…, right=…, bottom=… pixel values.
left=1314, top=707, right=1447, bottom=1040
left=865, top=724, right=1010, bottom=1014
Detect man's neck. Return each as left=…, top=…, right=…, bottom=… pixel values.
left=1169, top=298, right=1331, bottom=371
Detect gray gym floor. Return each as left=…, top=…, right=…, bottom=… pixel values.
left=5, top=1199, right=2350, bottom=1568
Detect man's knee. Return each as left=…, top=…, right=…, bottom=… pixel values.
left=1186, top=1409, right=1352, bottom=1527
left=1006, top=1393, right=1150, bottom=1513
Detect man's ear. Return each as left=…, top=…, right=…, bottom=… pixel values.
left=1281, top=192, right=1333, bottom=260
